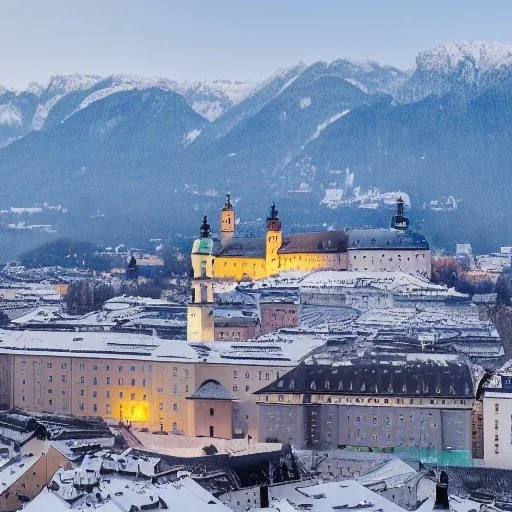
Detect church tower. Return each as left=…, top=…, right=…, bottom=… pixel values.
left=265, top=202, right=283, bottom=276
left=220, top=192, right=235, bottom=248
left=187, top=216, right=215, bottom=341
left=391, top=196, right=410, bottom=230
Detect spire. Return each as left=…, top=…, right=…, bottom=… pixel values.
left=223, top=192, right=233, bottom=211
left=200, top=215, right=211, bottom=238
left=266, top=202, right=281, bottom=232
left=268, top=202, right=279, bottom=220
left=397, top=196, right=405, bottom=217
left=391, top=196, right=409, bottom=230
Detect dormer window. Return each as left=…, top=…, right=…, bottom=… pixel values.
left=310, top=381, right=316, bottom=390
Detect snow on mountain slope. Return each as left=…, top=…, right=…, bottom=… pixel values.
left=417, top=40, right=512, bottom=73
left=0, top=104, right=22, bottom=126
left=397, top=41, right=512, bottom=102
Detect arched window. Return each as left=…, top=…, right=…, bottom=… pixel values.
left=325, top=380, right=330, bottom=390
left=209, top=408, right=214, bottom=417
left=289, top=379, right=295, bottom=390
left=310, top=381, right=316, bottom=390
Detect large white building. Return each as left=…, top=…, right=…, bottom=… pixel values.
left=482, top=361, right=512, bottom=468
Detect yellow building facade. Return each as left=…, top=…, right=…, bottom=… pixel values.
left=200, top=195, right=348, bottom=282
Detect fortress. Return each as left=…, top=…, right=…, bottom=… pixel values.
left=187, top=193, right=432, bottom=341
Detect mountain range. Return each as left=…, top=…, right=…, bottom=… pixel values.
left=0, top=40, right=511, bottom=258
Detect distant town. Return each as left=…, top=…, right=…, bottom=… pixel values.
left=0, top=193, right=508, bottom=510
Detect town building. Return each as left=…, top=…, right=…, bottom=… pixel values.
left=193, top=193, right=431, bottom=283
left=0, top=329, right=320, bottom=440
left=256, top=352, right=474, bottom=466
left=482, top=360, right=512, bottom=468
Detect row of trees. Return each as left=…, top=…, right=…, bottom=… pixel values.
left=431, top=257, right=494, bottom=295
left=65, top=281, right=115, bottom=315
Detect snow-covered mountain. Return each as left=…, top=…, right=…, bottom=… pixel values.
left=0, top=74, right=254, bottom=147
left=1, top=40, right=512, bottom=254
left=397, top=40, right=512, bottom=102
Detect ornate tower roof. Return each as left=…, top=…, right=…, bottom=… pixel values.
left=222, top=192, right=233, bottom=211
left=200, top=215, right=211, bottom=238
left=266, top=202, right=281, bottom=232
left=391, top=196, right=410, bottom=230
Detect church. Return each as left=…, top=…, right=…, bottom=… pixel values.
left=186, top=193, right=431, bottom=341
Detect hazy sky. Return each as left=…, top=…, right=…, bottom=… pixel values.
left=1, top=0, right=511, bottom=88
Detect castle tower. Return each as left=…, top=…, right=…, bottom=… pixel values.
left=187, top=216, right=215, bottom=341
left=220, top=192, right=235, bottom=248
left=265, top=202, right=283, bottom=276
left=391, top=196, right=410, bottom=230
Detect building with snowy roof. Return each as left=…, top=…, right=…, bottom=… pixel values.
left=0, top=329, right=322, bottom=439
left=255, top=353, right=474, bottom=466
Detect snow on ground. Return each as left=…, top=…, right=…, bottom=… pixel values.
left=308, top=109, right=350, bottom=141
left=182, top=128, right=202, bottom=146
left=131, top=430, right=281, bottom=457
left=0, top=104, right=22, bottom=126
left=300, top=96, right=311, bottom=108
left=32, top=94, right=63, bottom=130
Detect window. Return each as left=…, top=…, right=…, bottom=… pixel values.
left=310, top=381, right=316, bottom=390
left=106, top=391, right=110, bottom=398
left=79, top=363, right=85, bottom=370
left=172, top=422, right=178, bottom=431
left=210, top=408, right=214, bottom=416
left=61, top=375, right=66, bottom=383
left=173, top=385, right=178, bottom=394
left=47, top=363, right=52, bottom=369
left=106, top=405, right=111, bottom=414
left=130, top=366, right=136, bottom=372
left=157, top=387, right=163, bottom=393
left=106, top=365, right=111, bottom=371
left=48, top=376, right=53, bottom=383
left=233, top=371, right=238, bottom=378
left=324, top=380, right=330, bottom=390
left=79, top=403, right=84, bottom=410
left=495, top=403, right=500, bottom=413
left=93, top=377, right=98, bottom=385
left=385, top=416, right=390, bottom=427
left=119, top=366, right=123, bottom=372
left=80, top=390, right=85, bottom=396
left=265, top=372, right=270, bottom=381
left=21, top=361, right=26, bottom=368
left=185, top=369, right=189, bottom=378
left=173, top=403, right=178, bottom=411
left=172, top=367, right=177, bottom=377
left=159, top=403, right=164, bottom=410
left=106, top=377, right=111, bottom=385
left=92, top=365, right=98, bottom=371
left=233, top=386, right=238, bottom=392
left=279, top=395, right=284, bottom=402
left=61, top=363, right=67, bottom=370
left=119, top=392, right=123, bottom=398
left=143, top=394, right=147, bottom=401
left=131, top=393, right=135, bottom=400
left=93, top=391, right=98, bottom=398
left=185, top=385, right=189, bottom=393
left=93, top=404, right=98, bottom=412
left=49, top=399, right=53, bottom=406
left=142, top=379, right=146, bottom=387
left=245, top=385, right=250, bottom=392
left=356, top=416, right=361, bottom=423
left=373, top=417, right=378, bottom=425
left=22, top=379, right=26, bottom=385
left=80, top=377, right=85, bottom=384
left=131, top=379, right=136, bottom=386
left=245, top=371, right=250, bottom=378
left=119, top=378, right=123, bottom=385
left=48, top=389, right=53, bottom=394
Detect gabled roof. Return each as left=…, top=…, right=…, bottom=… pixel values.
left=256, top=354, right=474, bottom=398
left=278, top=231, right=348, bottom=254
left=348, top=229, right=430, bottom=250
left=214, top=237, right=266, bottom=258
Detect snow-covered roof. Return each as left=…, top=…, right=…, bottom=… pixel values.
left=0, top=329, right=320, bottom=367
